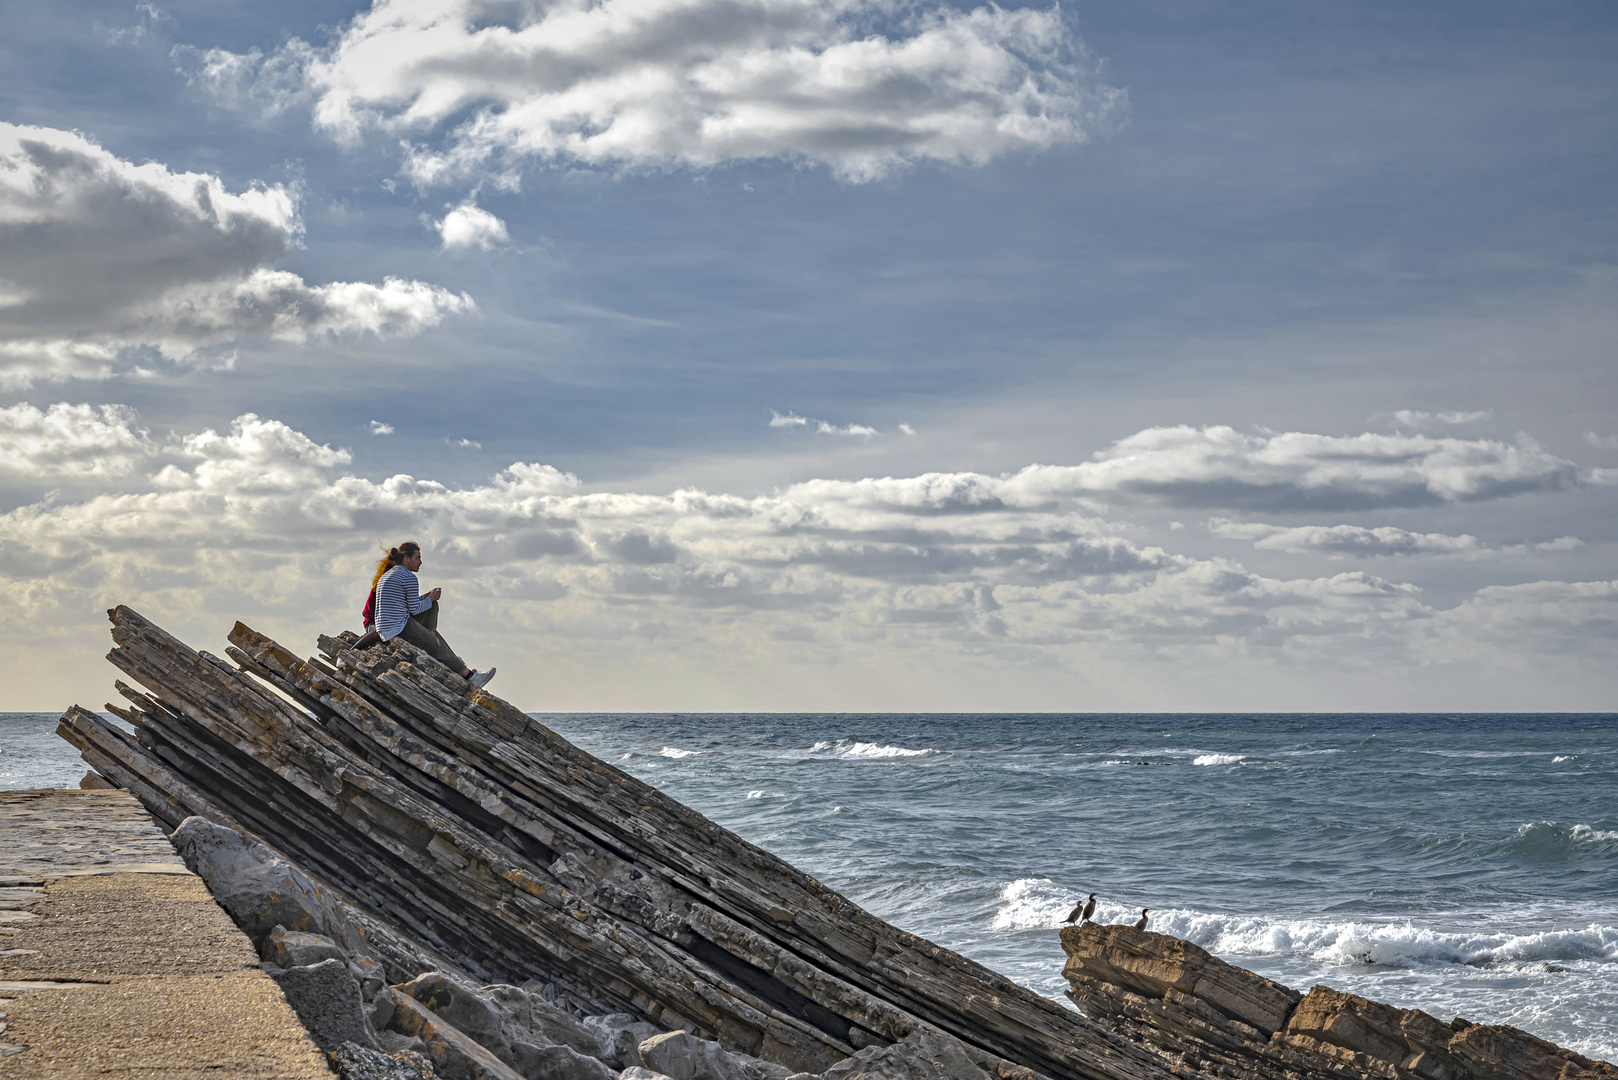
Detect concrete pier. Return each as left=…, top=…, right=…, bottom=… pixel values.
left=0, top=788, right=331, bottom=1078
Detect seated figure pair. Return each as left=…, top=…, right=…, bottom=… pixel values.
left=358, top=540, right=495, bottom=689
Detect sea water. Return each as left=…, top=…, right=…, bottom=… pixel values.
left=5, top=712, right=1615, bottom=1059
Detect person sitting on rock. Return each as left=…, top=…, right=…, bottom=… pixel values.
left=366, top=540, right=495, bottom=688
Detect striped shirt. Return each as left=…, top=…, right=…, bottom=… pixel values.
left=374, top=565, right=433, bottom=641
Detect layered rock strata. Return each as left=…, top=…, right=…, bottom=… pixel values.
left=1061, top=924, right=1616, bottom=1080
left=57, top=607, right=1166, bottom=1080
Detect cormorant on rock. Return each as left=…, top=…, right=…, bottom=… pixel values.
left=1064, top=893, right=1098, bottom=924
left=1133, top=908, right=1150, bottom=931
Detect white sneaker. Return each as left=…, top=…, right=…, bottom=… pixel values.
left=470, top=667, right=496, bottom=689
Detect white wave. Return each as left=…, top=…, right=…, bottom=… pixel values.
left=746, top=790, right=766, bottom=799
left=810, top=739, right=934, bottom=759
left=1141, top=907, right=1618, bottom=971
left=659, top=746, right=700, bottom=759
left=1552, top=755, right=1574, bottom=763
left=1571, top=824, right=1618, bottom=842
left=1193, top=753, right=1245, bottom=766
left=991, top=878, right=1074, bottom=930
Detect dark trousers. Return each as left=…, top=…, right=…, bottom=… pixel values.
left=397, top=601, right=465, bottom=674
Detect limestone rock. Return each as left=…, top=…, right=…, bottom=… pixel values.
left=1061, top=924, right=1298, bottom=1037
left=334, top=1041, right=442, bottom=1080
left=585, top=1014, right=661, bottom=1069
left=397, top=972, right=515, bottom=1064
left=267, top=925, right=351, bottom=969
left=819, top=1030, right=989, bottom=1080
left=529, top=995, right=614, bottom=1058
left=515, top=1041, right=619, bottom=1080
left=619, top=1070, right=673, bottom=1080
left=79, top=770, right=116, bottom=790
left=390, top=991, right=527, bottom=1080
left=639, top=1031, right=795, bottom=1080
left=270, top=957, right=381, bottom=1053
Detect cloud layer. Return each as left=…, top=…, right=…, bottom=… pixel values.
left=2, top=407, right=1612, bottom=709
left=183, top=0, right=1124, bottom=183
left=0, top=123, right=474, bottom=385
left=1032, top=426, right=1580, bottom=511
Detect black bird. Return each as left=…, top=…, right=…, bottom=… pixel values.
left=1064, top=892, right=1098, bottom=924
left=1133, top=908, right=1151, bottom=931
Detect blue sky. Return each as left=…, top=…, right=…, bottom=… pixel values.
left=1, top=0, right=1615, bottom=709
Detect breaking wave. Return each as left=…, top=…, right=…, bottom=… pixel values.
left=1193, top=753, right=1245, bottom=766
left=810, top=740, right=935, bottom=759
left=658, top=746, right=700, bottom=759
left=989, top=881, right=1618, bottom=973
left=1504, top=821, right=1618, bottom=860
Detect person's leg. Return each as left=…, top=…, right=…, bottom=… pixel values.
left=397, top=616, right=467, bottom=675
left=416, top=599, right=439, bottom=632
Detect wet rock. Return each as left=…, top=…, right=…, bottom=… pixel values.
left=270, top=957, right=380, bottom=1052
left=390, top=992, right=526, bottom=1080
left=266, top=925, right=351, bottom=969
left=333, top=1040, right=442, bottom=1080
left=819, top=1030, right=988, bottom=1080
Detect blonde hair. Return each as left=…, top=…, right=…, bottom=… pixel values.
left=371, top=541, right=421, bottom=592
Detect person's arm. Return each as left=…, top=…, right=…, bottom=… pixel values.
left=404, top=571, right=433, bottom=615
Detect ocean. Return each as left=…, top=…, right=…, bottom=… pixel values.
left=5, top=711, right=1615, bottom=1061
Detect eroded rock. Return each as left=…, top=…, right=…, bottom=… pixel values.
left=390, top=992, right=527, bottom=1080
left=269, top=957, right=380, bottom=1053
left=266, top=925, right=350, bottom=969
left=819, top=1030, right=989, bottom=1080
left=333, top=1040, right=442, bottom=1080
left=639, top=1031, right=795, bottom=1080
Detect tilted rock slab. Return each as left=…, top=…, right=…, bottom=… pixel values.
left=57, top=607, right=1168, bottom=1080
left=1060, top=924, right=1617, bottom=1080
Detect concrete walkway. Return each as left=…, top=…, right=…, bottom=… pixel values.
left=0, top=788, right=332, bottom=1078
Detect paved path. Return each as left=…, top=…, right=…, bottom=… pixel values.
left=0, top=788, right=332, bottom=1078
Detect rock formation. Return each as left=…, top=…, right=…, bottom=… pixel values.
left=57, top=607, right=1163, bottom=1080
left=1061, top=923, right=1616, bottom=1080
left=54, top=607, right=1612, bottom=1080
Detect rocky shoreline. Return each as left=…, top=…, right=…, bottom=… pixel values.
left=52, top=607, right=1615, bottom=1080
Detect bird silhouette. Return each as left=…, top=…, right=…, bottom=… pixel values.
left=1133, top=908, right=1151, bottom=931
left=1064, top=892, right=1098, bottom=924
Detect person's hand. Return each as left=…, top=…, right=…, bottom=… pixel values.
left=428, top=587, right=443, bottom=601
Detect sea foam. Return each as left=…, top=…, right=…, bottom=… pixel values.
left=810, top=739, right=934, bottom=759
left=1193, top=753, right=1245, bottom=766
left=659, top=746, right=700, bottom=759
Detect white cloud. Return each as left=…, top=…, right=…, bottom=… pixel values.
left=899, top=423, right=917, bottom=436
left=1209, top=518, right=1584, bottom=558
left=370, top=420, right=394, bottom=435
left=817, top=421, right=877, bottom=437
left=0, top=123, right=475, bottom=386
left=1, top=407, right=1610, bottom=706
left=1016, top=425, right=1579, bottom=510
left=769, top=410, right=809, bottom=428
left=435, top=200, right=509, bottom=251
left=184, top=0, right=1124, bottom=184
left=1585, top=432, right=1618, bottom=450
left=1390, top=409, right=1492, bottom=427
left=0, top=402, right=154, bottom=477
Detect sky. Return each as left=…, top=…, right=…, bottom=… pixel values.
left=1, top=0, right=1615, bottom=711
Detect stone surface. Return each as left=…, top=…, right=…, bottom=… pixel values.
left=518, top=1040, right=621, bottom=1080
left=397, top=972, right=516, bottom=1063
left=619, top=1069, right=673, bottom=1080
left=268, top=925, right=352, bottom=969
left=639, top=1030, right=794, bottom=1080
left=0, top=791, right=332, bottom=1079
left=390, top=991, right=528, bottom=1080
left=334, top=1040, right=442, bottom=1079
left=58, top=607, right=1165, bottom=1080
left=820, top=1030, right=990, bottom=1080
left=586, top=1013, right=661, bottom=1068
left=270, top=956, right=381, bottom=1053
left=1060, top=923, right=1618, bottom=1080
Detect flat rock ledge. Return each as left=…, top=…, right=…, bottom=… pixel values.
left=1061, top=924, right=1616, bottom=1080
